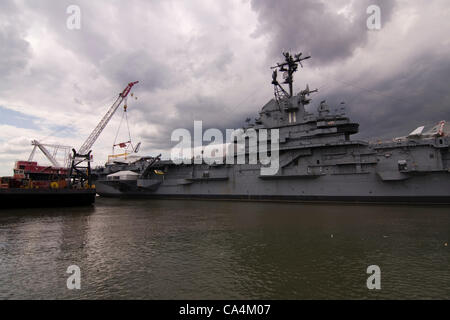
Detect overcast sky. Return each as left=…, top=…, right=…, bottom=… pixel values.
left=0, top=0, right=449, bottom=176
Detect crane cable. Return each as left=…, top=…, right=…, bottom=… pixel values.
left=112, top=98, right=134, bottom=154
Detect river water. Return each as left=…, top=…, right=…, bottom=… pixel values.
left=0, top=198, right=449, bottom=299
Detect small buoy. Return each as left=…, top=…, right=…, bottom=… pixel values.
left=331, top=234, right=334, bottom=238
left=445, top=243, right=448, bottom=247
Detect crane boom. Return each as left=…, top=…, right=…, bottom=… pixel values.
left=78, top=81, right=139, bottom=155
left=30, top=140, right=61, bottom=167
left=28, top=140, right=72, bottom=168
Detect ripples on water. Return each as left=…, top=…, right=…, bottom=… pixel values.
left=0, top=198, right=449, bottom=299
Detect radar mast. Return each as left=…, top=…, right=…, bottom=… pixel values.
left=271, top=52, right=311, bottom=106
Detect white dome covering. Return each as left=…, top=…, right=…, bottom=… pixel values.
left=107, top=170, right=139, bottom=180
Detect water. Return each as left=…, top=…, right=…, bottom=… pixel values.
left=0, top=198, right=449, bottom=300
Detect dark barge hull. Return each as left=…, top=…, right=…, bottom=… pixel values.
left=0, top=189, right=96, bottom=209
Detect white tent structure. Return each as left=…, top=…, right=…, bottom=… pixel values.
left=106, top=170, right=139, bottom=181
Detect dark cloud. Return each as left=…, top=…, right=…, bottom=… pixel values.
left=309, top=53, right=450, bottom=141
left=0, top=1, right=31, bottom=77
left=134, top=94, right=251, bottom=150
left=181, top=32, right=236, bottom=79
left=355, top=60, right=450, bottom=140
left=0, top=27, right=31, bottom=76
left=99, top=50, right=175, bottom=92
left=251, top=0, right=396, bottom=64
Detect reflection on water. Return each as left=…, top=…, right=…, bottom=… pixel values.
left=0, top=199, right=449, bottom=299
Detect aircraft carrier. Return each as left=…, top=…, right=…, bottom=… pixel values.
left=92, top=52, right=450, bottom=204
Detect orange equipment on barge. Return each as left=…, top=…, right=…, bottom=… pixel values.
left=0, top=161, right=69, bottom=190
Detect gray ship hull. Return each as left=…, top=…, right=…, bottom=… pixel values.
left=95, top=168, right=450, bottom=204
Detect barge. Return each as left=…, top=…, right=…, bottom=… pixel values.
left=0, top=152, right=96, bottom=209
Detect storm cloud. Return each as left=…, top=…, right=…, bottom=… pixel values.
left=251, top=0, right=396, bottom=64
